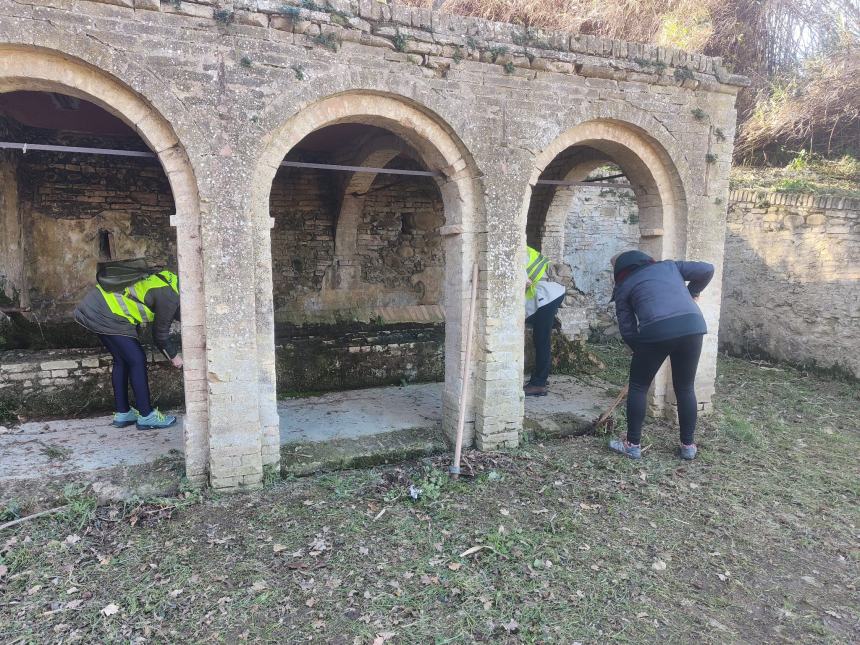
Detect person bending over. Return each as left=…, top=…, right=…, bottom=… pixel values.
left=609, top=250, right=714, bottom=460
left=75, top=269, right=183, bottom=429
left=524, top=246, right=567, bottom=397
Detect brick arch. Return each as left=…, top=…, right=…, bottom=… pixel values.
left=0, top=46, right=209, bottom=483
left=522, top=117, right=690, bottom=416
left=251, top=91, right=484, bottom=458
left=528, top=119, right=689, bottom=262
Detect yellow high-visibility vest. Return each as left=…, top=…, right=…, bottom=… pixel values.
left=97, top=271, right=178, bottom=326
left=525, top=246, right=549, bottom=301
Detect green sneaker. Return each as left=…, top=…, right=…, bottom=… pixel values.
left=112, top=408, right=139, bottom=428
left=136, top=409, right=177, bottom=430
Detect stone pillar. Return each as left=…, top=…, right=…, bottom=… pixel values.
left=471, top=161, right=534, bottom=450
left=199, top=159, right=264, bottom=490
left=254, top=214, right=280, bottom=470
left=0, top=152, right=25, bottom=306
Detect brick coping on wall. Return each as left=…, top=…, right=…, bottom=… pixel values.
left=729, top=190, right=860, bottom=210
left=84, top=0, right=748, bottom=92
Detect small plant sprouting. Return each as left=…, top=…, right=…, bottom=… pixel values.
left=504, top=61, right=515, bottom=74
left=313, top=32, right=340, bottom=52
left=240, top=56, right=253, bottom=68
left=715, top=127, right=727, bottom=142
left=714, top=197, right=724, bottom=205
left=291, top=64, right=306, bottom=80
left=705, top=153, right=718, bottom=164
left=213, top=9, right=233, bottom=25
left=633, top=57, right=667, bottom=74
left=489, top=45, right=508, bottom=63
left=691, top=107, right=707, bottom=121
left=465, top=35, right=479, bottom=50
left=452, top=46, right=464, bottom=64
left=674, top=66, right=694, bottom=82
left=392, top=31, right=408, bottom=52
left=170, top=0, right=182, bottom=8
left=279, top=5, right=301, bottom=19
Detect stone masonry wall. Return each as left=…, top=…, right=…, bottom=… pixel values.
left=16, top=132, right=176, bottom=319
left=721, top=191, right=860, bottom=378
left=0, top=0, right=743, bottom=487
left=559, top=182, right=639, bottom=338
left=271, top=161, right=444, bottom=322
left=0, top=347, right=183, bottom=422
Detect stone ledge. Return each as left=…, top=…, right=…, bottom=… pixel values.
left=77, top=0, right=748, bottom=89
left=280, top=425, right=446, bottom=476
left=729, top=190, right=860, bottom=211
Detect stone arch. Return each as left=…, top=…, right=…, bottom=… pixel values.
left=331, top=133, right=419, bottom=284
left=251, top=91, right=483, bottom=458
left=528, top=119, right=689, bottom=262
left=0, top=46, right=208, bottom=481
left=523, top=117, right=690, bottom=414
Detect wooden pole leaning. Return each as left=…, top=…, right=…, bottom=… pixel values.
left=450, top=262, right=479, bottom=479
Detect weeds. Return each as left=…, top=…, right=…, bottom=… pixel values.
left=489, top=45, right=508, bottom=62
left=504, top=61, right=515, bottom=74
left=291, top=64, right=306, bottom=80
left=0, top=500, right=21, bottom=522
left=61, top=484, right=97, bottom=531
left=715, top=127, right=727, bottom=142
left=452, top=46, right=464, bottom=63
left=240, top=55, right=252, bottom=68
left=673, top=66, right=694, bottom=82
left=691, top=107, right=707, bottom=121
left=313, top=32, right=340, bottom=52
left=392, top=31, right=408, bottom=52
left=213, top=9, right=233, bottom=25
left=706, top=152, right=718, bottom=163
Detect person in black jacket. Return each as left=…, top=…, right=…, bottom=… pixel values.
left=609, top=250, right=715, bottom=460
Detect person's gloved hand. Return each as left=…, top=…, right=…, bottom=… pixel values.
left=171, top=354, right=184, bottom=369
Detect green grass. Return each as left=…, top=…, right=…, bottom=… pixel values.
left=1, top=349, right=858, bottom=642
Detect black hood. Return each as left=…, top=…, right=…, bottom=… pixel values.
left=611, top=250, right=655, bottom=301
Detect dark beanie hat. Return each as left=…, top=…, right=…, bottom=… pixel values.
left=613, top=250, right=655, bottom=282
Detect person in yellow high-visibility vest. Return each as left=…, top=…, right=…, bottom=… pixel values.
left=74, top=269, right=182, bottom=429
left=524, top=246, right=566, bottom=396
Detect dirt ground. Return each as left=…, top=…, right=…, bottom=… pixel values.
left=1, top=344, right=858, bottom=644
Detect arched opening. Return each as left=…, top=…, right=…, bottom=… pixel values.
left=522, top=119, right=688, bottom=416
left=251, top=93, right=481, bottom=468
left=0, top=48, right=206, bottom=483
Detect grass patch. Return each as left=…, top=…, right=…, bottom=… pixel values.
left=1, top=352, right=857, bottom=642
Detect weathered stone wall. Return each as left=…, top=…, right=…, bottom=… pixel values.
left=721, top=191, right=860, bottom=378
left=16, top=132, right=175, bottom=319
left=270, top=162, right=444, bottom=322
left=0, top=0, right=743, bottom=488
left=556, top=181, right=639, bottom=339
left=0, top=347, right=183, bottom=422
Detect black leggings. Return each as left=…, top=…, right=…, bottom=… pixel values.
left=626, top=334, right=703, bottom=445
left=98, top=334, right=153, bottom=416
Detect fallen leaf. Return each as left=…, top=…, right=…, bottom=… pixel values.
left=66, top=587, right=78, bottom=595
left=305, top=597, right=316, bottom=608
left=636, top=612, right=649, bottom=619
left=169, top=589, right=183, bottom=598
left=359, top=546, right=369, bottom=555
left=101, top=603, right=119, bottom=616
left=459, top=545, right=494, bottom=558
left=448, top=562, right=462, bottom=571
left=250, top=580, right=268, bottom=593
left=27, top=585, right=42, bottom=596
left=0, top=565, right=7, bottom=577
left=499, top=508, right=510, bottom=516
left=65, top=599, right=83, bottom=610
left=273, top=543, right=287, bottom=553
left=504, top=619, right=519, bottom=634
left=64, top=535, right=81, bottom=545
left=651, top=560, right=667, bottom=571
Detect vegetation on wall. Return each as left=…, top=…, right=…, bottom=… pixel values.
left=399, top=0, right=859, bottom=166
